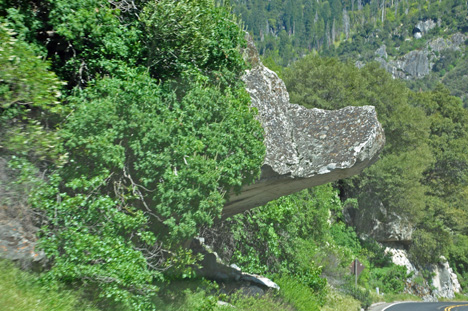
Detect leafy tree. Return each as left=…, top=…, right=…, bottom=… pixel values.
left=0, top=20, right=62, bottom=128
left=141, top=0, right=247, bottom=83
left=204, top=184, right=347, bottom=305
left=1, top=0, right=266, bottom=309
left=60, top=70, right=264, bottom=243
left=33, top=173, right=161, bottom=311
left=0, top=20, right=63, bottom=211
left=40, top=0, right=141, bottom=87
left=409, top=223, right=451, bottom=265
left=410, top=86, right=468, bottom=234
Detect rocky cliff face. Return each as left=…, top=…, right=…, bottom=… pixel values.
left=223, top=35, right=386, bottom=218
left=344, top=198, right=413, bottom=244
left=373, top=31, right=466, bottom=80
left=344, top=195, right=462, bottom=300
left=385, top=245, right=461, bottom=301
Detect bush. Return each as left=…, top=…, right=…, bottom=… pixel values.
left=276, top=275, right=322, bottom=311
left=321, top=285, right=361, bottom=311
left=343, top=285, right=373, bottom=310
left=141, top=0, right=246, bottom=83
left=409, top=226, right=450, bottom=266
left=33, top=69, right=264, bottom=309
left=369, top=265, right=410, bottom=294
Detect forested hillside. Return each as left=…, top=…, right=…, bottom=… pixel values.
left=233, top=0, right=468, bottom=67
left=233, top=0, right=468, bottom=303
left=236, top=0, right=468, bottom=105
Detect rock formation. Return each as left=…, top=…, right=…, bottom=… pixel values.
left=374, top=32, right=466, bottom=80
left=344, top=198, right=413, bottom=244
left=223, top=35, right=386, bottom=218
left=414, top=19, right=437, bottom=38
left=431, top=258, right=462, bottom=299
left=0, top=219, right=44, bottom=269
left=191, top=237, right=280, bottom=295
left=385, top=245, right=461, bottom=300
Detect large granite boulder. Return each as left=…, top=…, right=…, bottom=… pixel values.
left=223, top=36, right=385, bottom=218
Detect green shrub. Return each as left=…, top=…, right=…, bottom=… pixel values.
left=0, top=21, right=62, bottom=121
left=225, top=184, right=341, bottom=276
left=343, top=285, right=373, bottom=310
left=369, top=265, right=410, bottom=294
left=141, top=0, right=246, bottom=83
left=32, top=68, right=264, bottom=309
left=276, top=275, right=322, bottom=311
left=228, top=293, right=294, bottom=311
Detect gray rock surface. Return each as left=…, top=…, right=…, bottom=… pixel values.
left=191, top=237, right=280, bottom=295
left=377, top=50, right=431, bottom=79
left=344, top=198, right=413, bottom=243
left=0, top=219, right=45, bottom=269
left=0, top=157, right=46, bottom=269
left=384, top=245, right=461, bottom=300
left=430, top=257, right=461, bottom=299
left=415, top=19, right=437, bottom=36
left=375, top=45, right=388, bottom=59
left=374, top=32, right=466, bottom=80
left=223, top=35, right=386, bottom=218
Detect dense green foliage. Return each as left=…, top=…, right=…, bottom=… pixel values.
left=4, top=0, right=468, bottom=308
left=206, top=183, right=411, bottom=308
left=232, top=0, right=468, bottom=64
left=1, top=0, right=265, bottom=309
left=234, top=0, right=468, bottom=108
left=282, top=53, right=468, bottom=287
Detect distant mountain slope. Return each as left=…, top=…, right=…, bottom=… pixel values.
left=232, top=0, right=468, bottom=105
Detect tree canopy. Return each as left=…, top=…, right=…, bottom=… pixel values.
left=0, top=0, right=265, bottom=309
left=283, top=53, right=468, bottom=272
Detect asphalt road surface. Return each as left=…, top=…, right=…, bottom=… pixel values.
left=381, top=302, right=468, bottom=311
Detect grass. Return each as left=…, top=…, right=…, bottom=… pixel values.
left=275, top=275, right=323, bottom=311
left=439, top=292, right=468, bottom=302
left=321, top=285, right=361, bottom=311
left=153, top=278, right=294, bottom=311
left=0, top=259, right=99, bottom=311
left=0, top=258, right=374, bottom=311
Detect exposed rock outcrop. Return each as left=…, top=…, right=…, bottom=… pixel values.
left=431, top=258, right=462, bottom=299
left=344, top=198, right=413, bottom=243
left=0, top=219, right=45, bottom=269
left=223, top=35, right=386, bottom=218
left=190, top=237, right=279, bottom=296
left=374, top=32, right=466, bottom=80
left=385, top=244, right=461, bottom=300
left=414, top=19, right=437, bottom=38
left=0, top=157, right=45, bottom=269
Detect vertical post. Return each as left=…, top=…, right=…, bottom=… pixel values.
left=355, top=259, right=357, bottom=287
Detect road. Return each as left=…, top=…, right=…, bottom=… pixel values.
left=370, top=302, right=468, bottom=311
